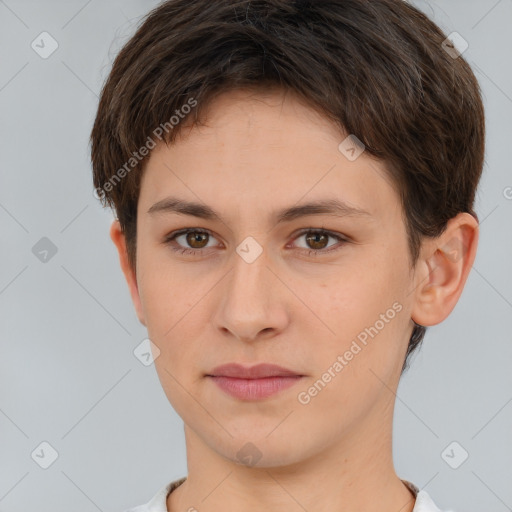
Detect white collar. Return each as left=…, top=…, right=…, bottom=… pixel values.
left=132, top=477, right=450, bottom=512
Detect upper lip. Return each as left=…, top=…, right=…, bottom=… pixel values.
left=207, top=363, right=302, bottom=379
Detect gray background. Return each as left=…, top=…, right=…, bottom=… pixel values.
left=1, top=1, right=511, bottom=511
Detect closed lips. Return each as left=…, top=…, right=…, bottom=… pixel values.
left=207, top=363, right=303, bottom=379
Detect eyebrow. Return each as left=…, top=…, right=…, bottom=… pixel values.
left=147, top=196, right=372, bottom=224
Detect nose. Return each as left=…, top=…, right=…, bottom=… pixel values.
left=212, top=244, right=290, bottom=343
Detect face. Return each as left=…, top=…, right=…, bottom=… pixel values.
left=126, top=88, right=419, bottom=466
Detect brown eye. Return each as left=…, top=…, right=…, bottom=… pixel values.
left=305, top=232, right=329, bottom=250
left=185, top=231, right=209, bottom=249
left=164, top=228, right=218, bottom=255
left=292, top=229, right=348, bottom=255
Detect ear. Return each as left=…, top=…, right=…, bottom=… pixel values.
left=411, top=212, right=479, bottom=327
left=109, top=219, right=146, bottom=326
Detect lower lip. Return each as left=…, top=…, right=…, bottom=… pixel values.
left=208, top=376, right=303, bottom=400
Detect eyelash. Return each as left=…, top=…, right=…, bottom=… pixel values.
left=163, top=228, right=349, bottom=257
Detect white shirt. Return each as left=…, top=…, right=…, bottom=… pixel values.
left=123, top=477, right=454, bottom=512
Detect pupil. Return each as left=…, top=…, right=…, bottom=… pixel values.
left=188, top=232, right=207, bottom=248
left=307, top=233, right=327, bottom=249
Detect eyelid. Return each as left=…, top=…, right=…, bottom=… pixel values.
left=163, top=227, right=349, bottom=255
left=287, top=228, right=349, bottom=253
left=163, top=227, right=220, bottom=248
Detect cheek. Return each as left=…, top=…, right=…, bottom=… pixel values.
left=310, top=249, right=410, bottom=369
left=136, top=242, right=185, bottom=322
left=142, top=273, right=206, bottom=410
left=136, top=261, right=209, bottom=370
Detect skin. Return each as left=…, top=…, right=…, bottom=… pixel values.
left=110, top=88, right=478, bottom=512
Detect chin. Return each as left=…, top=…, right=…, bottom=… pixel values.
left=218, top=435, right=312, bottom=469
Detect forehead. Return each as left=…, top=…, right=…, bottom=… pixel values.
left=138, top=88, right=400, bottom=226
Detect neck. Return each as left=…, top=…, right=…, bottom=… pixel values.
left=167, top=410, right=416, bottom=512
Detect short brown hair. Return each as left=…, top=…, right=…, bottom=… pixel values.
left=90, top=0, right=485, bottom=374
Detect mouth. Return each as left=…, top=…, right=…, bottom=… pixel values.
left=206, top=362, right=303, bottom=379
left=206, top=363, right=304, bottom=400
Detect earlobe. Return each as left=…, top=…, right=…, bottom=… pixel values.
left=109, top=219, right=147, bottom=326
left=411, top=213, right=479, bottom=327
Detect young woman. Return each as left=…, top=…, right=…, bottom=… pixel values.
left=90, top=1, right=484, bottom=510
